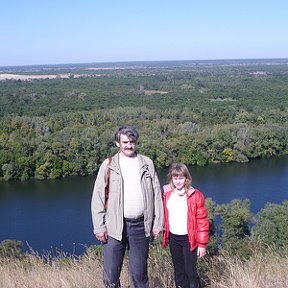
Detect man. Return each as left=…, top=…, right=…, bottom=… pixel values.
left=91, top=125, right=164, bottom=288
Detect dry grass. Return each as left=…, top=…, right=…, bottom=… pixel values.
left=0, top=245, right=174, bottom=288
left=206, top=247, right=288, bottom=288
left=0, top=253, right=102, bottom=288
left=0, top=245, right=287, bottom=288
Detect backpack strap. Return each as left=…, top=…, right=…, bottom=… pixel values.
left=104, top=157, right=112, bottom=210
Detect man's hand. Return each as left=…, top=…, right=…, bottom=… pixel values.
left=152, top=228, right=161, bottom=238
left=95, top=231, right=108, bottom=243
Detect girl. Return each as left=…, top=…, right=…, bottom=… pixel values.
left=163, top=163, right=210, bottom=288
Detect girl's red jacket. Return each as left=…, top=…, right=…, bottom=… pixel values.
left=162, top=184, right=210, bottom=251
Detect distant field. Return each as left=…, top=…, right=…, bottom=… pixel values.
left=0, top=73, right=74, bottom=81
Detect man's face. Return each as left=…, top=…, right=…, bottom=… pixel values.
left=116, top=134, right=137, bottom=157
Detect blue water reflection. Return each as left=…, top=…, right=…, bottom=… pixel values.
left=0, top=156, right=287, bottom=255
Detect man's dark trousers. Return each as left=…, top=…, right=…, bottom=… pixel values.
left=103, top=216, right=150, bottom=288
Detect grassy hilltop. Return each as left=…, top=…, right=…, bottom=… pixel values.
left=1, top=240, right=288, bottom=287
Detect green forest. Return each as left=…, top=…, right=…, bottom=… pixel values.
left=1, top=59, right=288, bottom=181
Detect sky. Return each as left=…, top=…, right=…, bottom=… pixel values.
left=1, top=0, right=287, bottom=66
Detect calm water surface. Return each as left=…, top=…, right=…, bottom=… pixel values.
left=0, top=156, right=287, bottom=254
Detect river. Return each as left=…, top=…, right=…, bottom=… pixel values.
left=0, top=156, right=287, bottom=255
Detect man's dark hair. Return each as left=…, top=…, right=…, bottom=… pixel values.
left=114, top=125, right=139, bottom=143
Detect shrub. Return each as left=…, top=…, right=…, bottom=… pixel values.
left=0, top=239, right=25, bottom=259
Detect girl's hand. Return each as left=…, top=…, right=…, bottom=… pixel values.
left=197, top=247, right=206, bottom=257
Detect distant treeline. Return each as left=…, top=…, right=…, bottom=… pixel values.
left=0, top=60, right=288, bottom=181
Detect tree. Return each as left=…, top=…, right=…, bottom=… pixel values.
left=252, top=201, right=288, bottom=249
left=205, top=197, right=219, bottom=255
left=216, top=199, right=252, bottom=257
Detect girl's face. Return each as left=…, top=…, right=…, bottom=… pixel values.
left=172, top=176, right=186, bottom=190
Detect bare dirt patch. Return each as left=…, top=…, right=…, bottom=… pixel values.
left=0, top=73, right=82, bottom=81
left=144, top=90, right=168, bottom=95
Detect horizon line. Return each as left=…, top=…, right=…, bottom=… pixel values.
left=1, top=57, right=288, bottom=69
